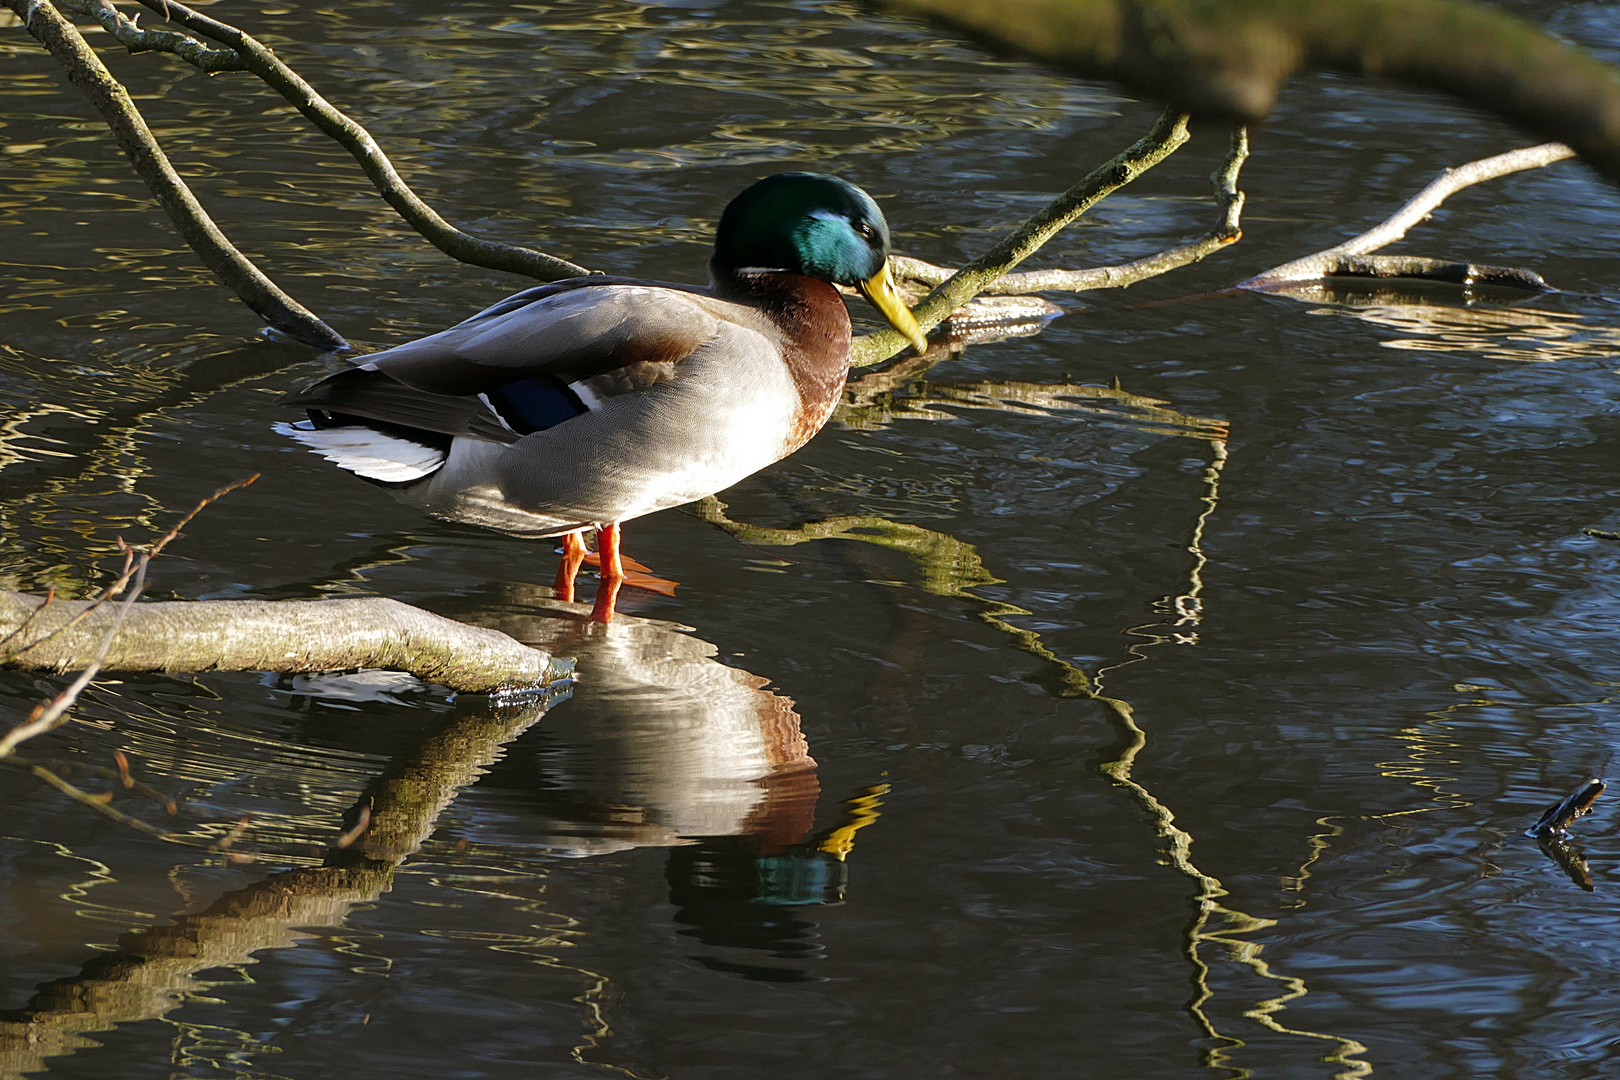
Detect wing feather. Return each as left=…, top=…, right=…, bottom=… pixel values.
left=280, top=280, right=738, bottom=440
left=360, top=282, right=723, bottom=394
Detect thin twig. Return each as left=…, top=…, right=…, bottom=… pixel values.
left=23, top=756, right=190, bottom=842
left=145, top=473, right=262, bottom=561
left=0, top=560, right=145, bottom=759
left=891, top=125, right=1249, bottom=296
left=0, top=0, right=346, bottom=347
left=0, top=585, right=53, bottom=652
left=1, top=547, right=133, bottom=663
left=1241, top=142, right=1576, bottom=289
left=7, top=753, right=240, bottom=854
left=851, top=107, right=1192, bottom=368
left=133, top=0, right=591, bottom=282
left=0, top=476, right=258, bottom=757
left=4, top=475, right=258, bottom=661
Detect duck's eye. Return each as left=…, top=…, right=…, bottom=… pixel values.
left=853, top=222, right=876, bottom=241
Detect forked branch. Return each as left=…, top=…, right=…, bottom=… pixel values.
left=58, top=0, right=241, bottom=72
left=891, top=125, right=1248, bottom=296
left=5, top=0, right=591, bottom=349
left=1242, top=142, right=1575, bottom=290
left=852, top=107, right=1195, bottom=367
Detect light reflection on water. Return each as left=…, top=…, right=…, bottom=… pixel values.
left=6, top=0, right=1620, bottom=1075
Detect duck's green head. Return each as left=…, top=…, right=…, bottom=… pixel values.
left=714, top=172, right=927, bottom=353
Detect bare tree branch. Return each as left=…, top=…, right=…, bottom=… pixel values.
left=131, top=0, right=591, bottom=282
left=1253, top=253, right=1549, bottom=292
left=0, top=476, right=555, bottom=756
left=851, top=107, right=1192, bottom=368
left=1, top=0, right=347, bottom=347
left=0, top=477, right=271, bottom=759
left=58, top=0, right=241, bottom=72
left=891, top=125, right=1248, bottom=296
left=1241, top=142, right=1575, bottom=289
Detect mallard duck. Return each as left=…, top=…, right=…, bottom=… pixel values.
left=277, top=172, right=926, bottom=623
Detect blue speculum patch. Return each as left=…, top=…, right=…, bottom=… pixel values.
left=489, top=377, right=589, bottom=435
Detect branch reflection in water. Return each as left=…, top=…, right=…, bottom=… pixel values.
left=700, top=372, right=1371, bottom=1077
left=0, top=339, right=317, bottom=595
left=0, top=682, right=568, bottom=1076
left=1262, top=281, right=1620, bottom=365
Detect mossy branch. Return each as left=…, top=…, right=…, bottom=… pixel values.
left=891, top=125, right=1248, bottom=296
left=851, top=107, right=1192, bottom=368
left=877, top=0, right=1620, bottom=183
left=58, top=0, right=242, bottom=72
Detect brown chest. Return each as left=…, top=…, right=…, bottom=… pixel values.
left=746, top=275, right=853, bottom=453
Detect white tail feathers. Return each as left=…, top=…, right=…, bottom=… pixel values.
left=274, top=421, right=446, bottom=483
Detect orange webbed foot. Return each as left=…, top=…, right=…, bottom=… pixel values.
left=584, top=523, right=680, bottom=623
left=582, top=547, right=678, bottom=596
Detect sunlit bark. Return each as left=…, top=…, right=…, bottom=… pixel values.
left=851, top=107, right=1193, bottom=367
left=1242, top=142, right=1575, bottom=290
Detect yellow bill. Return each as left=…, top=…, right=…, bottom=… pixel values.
left=857, top=262, right=928, bottom=354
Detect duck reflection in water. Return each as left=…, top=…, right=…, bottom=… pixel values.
left=471, top=586, right=886, bottom=981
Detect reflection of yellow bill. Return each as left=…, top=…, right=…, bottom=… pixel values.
left=818, top=783, right=890, bottom=860
left=858, top=262, right=928, bottom=354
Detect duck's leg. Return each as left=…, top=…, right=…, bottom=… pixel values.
left=590, top=522, right=625, bottom=624
left=554, top=529, right=588, bottom=603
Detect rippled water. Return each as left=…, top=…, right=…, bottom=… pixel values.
left=5, top=0, right=1620, bottom=1076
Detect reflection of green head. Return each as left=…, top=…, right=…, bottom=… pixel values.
left=712, top=172, right=890, bottom=284
left=753, top=850, right=850, bottom=906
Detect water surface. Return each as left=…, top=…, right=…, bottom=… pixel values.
left=4, top=1, right=1620, bottom=1076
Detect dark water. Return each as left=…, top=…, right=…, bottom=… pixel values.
left=4, top=0, right=1620, bottom=1076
